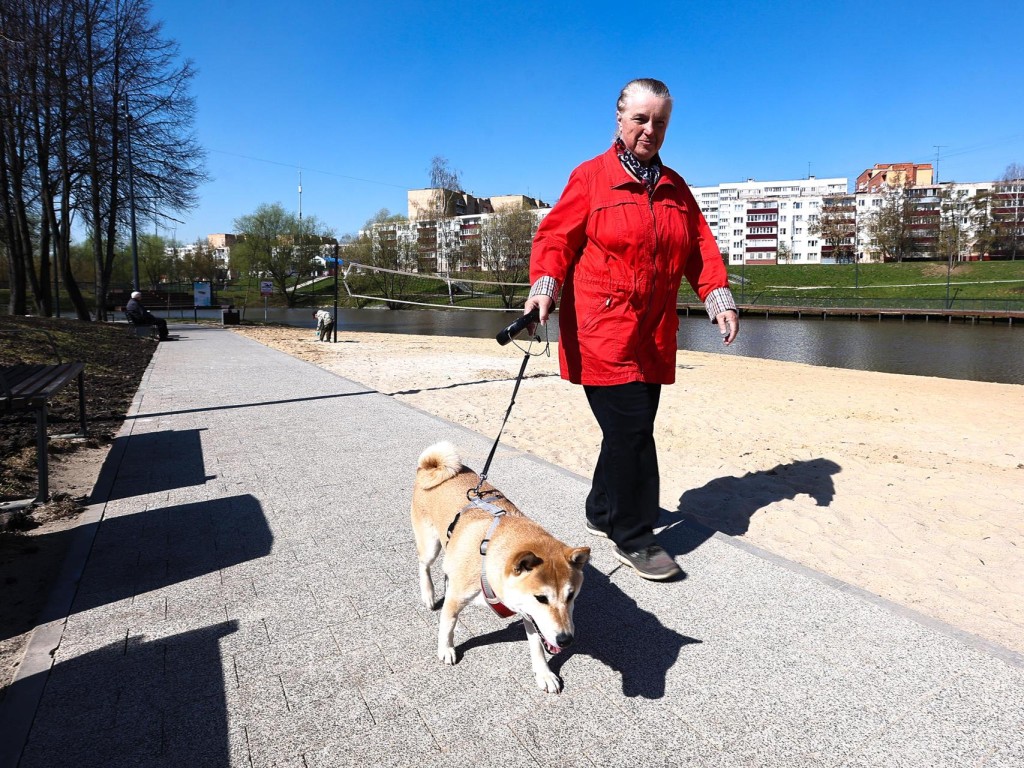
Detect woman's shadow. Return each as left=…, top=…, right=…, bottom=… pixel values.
left=660, top=457, right=842, bottom=555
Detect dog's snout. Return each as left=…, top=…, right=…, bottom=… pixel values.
left=555, top=632, right=574, bottom=648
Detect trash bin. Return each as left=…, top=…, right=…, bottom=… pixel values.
left=222, top=309, right=240, bottom=325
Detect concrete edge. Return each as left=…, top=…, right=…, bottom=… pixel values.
left=0, top=345, right=158, bottom=768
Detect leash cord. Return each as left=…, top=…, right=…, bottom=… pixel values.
left=473, top=350, right=530, bottom=495
left=470, top=330, right=549, bottom=499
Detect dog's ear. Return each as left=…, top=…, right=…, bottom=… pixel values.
left=512, top=551, right=544, bottom=574
left=567, top=547, right=591, bottom=570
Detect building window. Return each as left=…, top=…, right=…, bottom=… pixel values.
left=793, top=202, right=802, bottom=209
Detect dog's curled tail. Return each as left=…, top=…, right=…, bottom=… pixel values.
left=417, top=442, right=463, bottom=490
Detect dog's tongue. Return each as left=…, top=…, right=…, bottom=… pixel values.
left=544, top=638, right=562, bottom=655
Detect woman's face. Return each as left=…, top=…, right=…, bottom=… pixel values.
left=616, top=93, right=672, bottom=164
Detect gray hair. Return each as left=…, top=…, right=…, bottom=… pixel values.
left=616, top=78, right=672, bottom=115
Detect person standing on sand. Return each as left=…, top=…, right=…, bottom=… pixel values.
left=313, top=310, right=335, bottom=342
left=523, top=77, right=739, bottom=581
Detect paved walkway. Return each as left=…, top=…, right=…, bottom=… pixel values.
left=2, top=325, right=1022, bottom=767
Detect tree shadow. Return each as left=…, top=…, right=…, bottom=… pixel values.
left=12, top=622, right=238, bottom=767
left=101, top=429, right=215, bottom=501
left=659, top=458, right=842, bottom=556
left=2, top=494, right=272, bottom=643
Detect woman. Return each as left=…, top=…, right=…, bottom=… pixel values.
left=524, top=78, right=739, bottom=581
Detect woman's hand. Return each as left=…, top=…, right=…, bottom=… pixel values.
left=715, top=310, right=739, bottom=345
left=524, top=294, right=554, bottom=325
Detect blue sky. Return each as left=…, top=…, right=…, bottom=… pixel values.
left=153, top=0, right=1024, bottom=243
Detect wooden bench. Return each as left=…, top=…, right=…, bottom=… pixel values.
left=0, top=330, right=87, bottom=509
left=122, top=310, right=159, bottom=338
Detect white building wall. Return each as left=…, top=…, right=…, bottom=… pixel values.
left=690, top=177, right=848, bottom=265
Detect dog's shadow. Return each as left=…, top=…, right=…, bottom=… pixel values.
left=457, top=564, right=701, bottom=699
left=660, top=457, right=842, bottom=554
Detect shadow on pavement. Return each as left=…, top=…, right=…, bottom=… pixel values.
left=100, top=429, right=214, bottom=501
left=15, top=622, right=239, bottom=768
left=70, top=493, right=273, bottom=616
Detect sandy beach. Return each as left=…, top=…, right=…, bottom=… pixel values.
left=232, top=325, right=1024, bottom=655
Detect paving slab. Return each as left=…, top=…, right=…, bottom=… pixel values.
left=2, top=325, right=1022, bottom=767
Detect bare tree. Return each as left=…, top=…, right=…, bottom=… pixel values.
left=0, top=0, right=206, bottom=319
left=866, top=181, right=916, bottom=262
left=990, top=163, right=1024, bottom=260
left=935, top=187, right=975, bottom=266
left=811, top=194, right=857, bottom=263
left=477, top=204, right=537, bottom=308
left=426, top=156, right=463, bottom=272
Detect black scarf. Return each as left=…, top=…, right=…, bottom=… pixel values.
left=615, top=137, right=661, bottom=196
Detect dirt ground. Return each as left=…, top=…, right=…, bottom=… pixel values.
left=0, top=316, right=154, bottom=702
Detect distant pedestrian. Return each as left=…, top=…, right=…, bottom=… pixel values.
left=125, top=291, right=169, bottom=340
left=313, top=309, right=335, bottom=342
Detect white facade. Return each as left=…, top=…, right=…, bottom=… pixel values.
left=692, top=177, right=848, bottom=265
left=692, top=175, right=1004, bottom=264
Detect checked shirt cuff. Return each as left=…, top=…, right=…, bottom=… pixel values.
left=704, top=287, right=737, bottom=321
left=529, top=276, right=559, bottom=302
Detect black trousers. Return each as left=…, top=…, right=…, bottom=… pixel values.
left=584, top=382, right=662, bottom=551
left=318, top=321, right=334, bottom=341
left=144, top=313, right=169, bottom=340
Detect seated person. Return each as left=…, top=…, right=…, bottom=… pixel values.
left=125, top=291, right=169, bottom=340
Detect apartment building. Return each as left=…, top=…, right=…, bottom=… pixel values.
left=360, top=189, right=552, bottom=273
left=692, top=176, right=849, bottom=265
left=856, top=163, right=933, bottom=192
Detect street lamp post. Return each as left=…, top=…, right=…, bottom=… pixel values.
left=124, top=95, right=140, bottom=292
left=332, top=245, right=339, bottom=343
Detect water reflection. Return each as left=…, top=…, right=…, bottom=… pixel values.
left=175, top=306, right=1022, bottom=385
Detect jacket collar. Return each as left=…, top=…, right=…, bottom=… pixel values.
left=601, top=143, right=675, bottom=191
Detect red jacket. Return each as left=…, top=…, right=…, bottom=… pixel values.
left=531, top=145, right=729, bottom=386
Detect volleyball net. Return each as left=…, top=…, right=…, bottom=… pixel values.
left=340, top=261, right=531, bottom=311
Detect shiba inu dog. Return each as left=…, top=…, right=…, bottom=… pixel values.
left=411, top=442, right=590, bottom=693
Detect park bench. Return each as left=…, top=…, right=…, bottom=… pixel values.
left=121, top=309, right=159, bottom=338
left=0, top=329, right=87, bottom=510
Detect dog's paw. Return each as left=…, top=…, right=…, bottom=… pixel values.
left=535, top=670, right=563, bottom=694
left=439, top=646, right=458, bottom=665
left=420, top=592, right=435, bottom=610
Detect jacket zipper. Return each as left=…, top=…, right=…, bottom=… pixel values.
left=639, top=189, right=660, bottom=379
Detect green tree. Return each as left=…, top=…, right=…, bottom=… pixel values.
left=139, top=233, right=170, bottom=289
left=477, top=204, right=536, bottom=307
left=179, top=239, right=217, bottom=285
left=350, top=208, right=417, bottom=309
left=233, top=203, right=298, bottom=305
